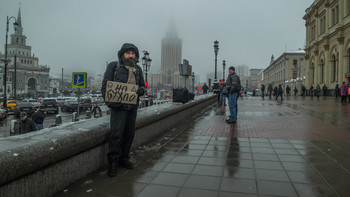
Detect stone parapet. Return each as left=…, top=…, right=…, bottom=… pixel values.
left=0, top=94, right=216, bottom=197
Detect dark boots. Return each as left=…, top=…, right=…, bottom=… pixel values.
left=108, top=161, right=118, bottom=177
left=119, top=158, right=134, bottom=169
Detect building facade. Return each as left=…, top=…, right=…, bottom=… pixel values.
left=263, top=51, right=305, bottom=92
left=249, top=68, right=264, bottom=91
left=304, top=0, right=350, bottom=94
left=0, top=8, right=50, bottom=98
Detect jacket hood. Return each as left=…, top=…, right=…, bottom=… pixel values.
left=118, top=43, right=139, bottom=64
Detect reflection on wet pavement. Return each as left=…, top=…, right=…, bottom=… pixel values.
left=55, top=97, right=350, bottom=197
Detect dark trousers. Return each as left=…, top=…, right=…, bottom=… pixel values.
left=107, top=107, right=138, bottom=164
left=341, top=96, right=347, bottom=103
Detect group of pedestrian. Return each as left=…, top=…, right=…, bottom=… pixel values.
left=19, top=106, right=46, bottom=134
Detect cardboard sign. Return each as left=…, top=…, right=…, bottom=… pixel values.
left=105, top=81, right=139, bottom=104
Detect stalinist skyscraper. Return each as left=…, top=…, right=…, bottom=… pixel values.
left=161, top=22, right=182, bottom=86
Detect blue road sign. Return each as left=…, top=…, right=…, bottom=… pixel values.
left=72, top=72, right=87, bottom=88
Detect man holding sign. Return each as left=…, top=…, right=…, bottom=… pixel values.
left=101, top=43, right=146, bottom=177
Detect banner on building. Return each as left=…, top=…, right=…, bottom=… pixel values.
left=105, top=81, right=138, bottom=104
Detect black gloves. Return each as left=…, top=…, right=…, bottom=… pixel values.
left=137, top=87, right=146, bottom=96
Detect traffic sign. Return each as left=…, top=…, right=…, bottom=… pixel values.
left=72, top=72, right=87, bottom=88
left=92, top=91, right=95, bottom=94
left=92, top=86, right=95, bottom=90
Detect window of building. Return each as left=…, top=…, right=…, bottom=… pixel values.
left=293, top=71, right=297, bottom=79
left=320, top=16, right=326, bottom=33
left=21, top=38, right=23, bottom=44
left=16, top=37, right=18, bottom=43
left=336, top=6, right=339, bottom=24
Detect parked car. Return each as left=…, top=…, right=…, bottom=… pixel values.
left=23, top=99, right=42, bottom=109
left=14, top=103, right=36, bottom=117
left=56, top=98, right=66, bottom=107
left=0, top=105, right=7, bottom=120
left=42, top=98, right=59, bottom=114
left=80, top=98, right=92, bottom=110
left=1, top=100, right=21, bottom=111
left=61, top=100, right=80, bottom=112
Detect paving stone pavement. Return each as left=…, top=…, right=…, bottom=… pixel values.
left=55, top=96, right=350, bottom=197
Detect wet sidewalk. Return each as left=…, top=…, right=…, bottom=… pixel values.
left=55, top=96, right=350, bottom=197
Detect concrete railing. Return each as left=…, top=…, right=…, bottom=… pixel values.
left=0, top=94, right=216, bottom=197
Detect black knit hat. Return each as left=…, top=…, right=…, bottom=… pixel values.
left=117, top=43, right=139, bottom=64
left=229, top=66, right=235, bottom=71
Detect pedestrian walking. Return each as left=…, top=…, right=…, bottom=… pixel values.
left=302, top=85, right=306, bottom=98
left=335, top=84, right=340, bottom=99
left=225, top=66, right=241, bottom=124
left=19, top=112, right=37, bottom=134
left=267, top=84, right=273, bottom=99
left=91, top=103, right=102, bottom=118
left=261, top=84, right=265, bottom=99
left=340, top=81, right=348, bottom=103
left=219, top=79, right=226, bottom=106
left=276, top=84, right=283, bottom=101
left=286, top=85, right=291, bottom=98
left=316, top=84, right=321, bottom=99
left=31, top=106, right=46, bottom=130
left=294, top=86, right=298, bottom=97
left=101, top=43, right=146, bottom=177
left=310, top=86, right=314, bottom=98
left=322, top=84, right=327, bottom=96
left=267, top=83, right=272, bottom=99
left=273, top=86, right=278, bottom=99
left=202, top=83, right=209, bottom=94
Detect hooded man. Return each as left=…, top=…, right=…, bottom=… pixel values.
left=101, top=43, right=146, bottom=177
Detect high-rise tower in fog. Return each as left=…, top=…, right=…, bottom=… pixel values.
left=161, top=22, right=182, bottom=85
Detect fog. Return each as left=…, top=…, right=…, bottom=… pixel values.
left=0, top=0, right=313, bottom=82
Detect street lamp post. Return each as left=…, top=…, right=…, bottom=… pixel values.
left=222, top=60, right=226, bottom=80
left=191, top=72, right=195, bottom=93
left=0, top=16, right=18, bottom=109
left=213, top=40, right=219, bottom=82
left=141, top=51, right=152, bottom=107
left=141, top=51, right=152, bottom=86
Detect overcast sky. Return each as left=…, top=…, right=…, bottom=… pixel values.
left=0, top=0, right=313, bottom=82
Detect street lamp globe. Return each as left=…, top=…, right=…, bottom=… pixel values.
left=214, top=40, right=219, bottom=53
left=142, top=56, right=147, bottom=66
left=147, top=58, right=152, bottom=69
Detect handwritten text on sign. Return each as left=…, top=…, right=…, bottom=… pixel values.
left=105, top=81, right=139, bottom=104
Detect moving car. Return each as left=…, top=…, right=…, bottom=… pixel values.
left=61, top=100, right=79, bottom=112
left=14, top=103, right=36, bottom=117
left=23, top=99, right=42, bottom=109
left=1, top=100, right=21, bottom=111
left=42, top=98, right=59, bottom=114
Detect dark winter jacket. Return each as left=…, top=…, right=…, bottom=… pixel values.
left=31, top=110, right=45, bottom=124
left=225, top=73, right=241, bottom=94
left=101, top=61, right=145, bottom=111
left=19, top=118, right=37, bottom=134
left=91, top=106, right=102, bottom=118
